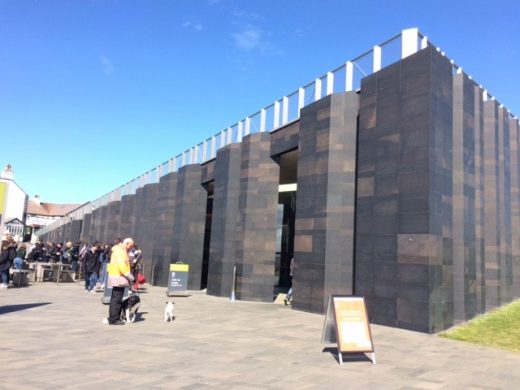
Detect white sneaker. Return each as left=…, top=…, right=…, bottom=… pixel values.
left=102, top=318, right=109, bottom=325
left=85, top=289, right=89, bottom=293
left=90, top=290, right=96, bottom=295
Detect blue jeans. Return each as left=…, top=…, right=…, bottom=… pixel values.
left=0, top=269, right=9, bottom=284
left=14, top=257, right=23, bottom=270
left=85, top=272, right=98, bottom=291
left=98, top=263, right=108, bottom=285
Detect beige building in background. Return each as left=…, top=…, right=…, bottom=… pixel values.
left=0, top=164, right=81, bottom=241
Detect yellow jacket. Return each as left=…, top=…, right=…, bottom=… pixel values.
left=107, top=244, right=134, bottom=287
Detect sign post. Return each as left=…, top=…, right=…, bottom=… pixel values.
left=321, top=295, right=375, bottom=365
left=167, top=262, right=189, bottom=296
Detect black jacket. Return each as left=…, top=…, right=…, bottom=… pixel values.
left=83, top=250, right=101, bottom=274
left=0, top=247, right=16, bottom=272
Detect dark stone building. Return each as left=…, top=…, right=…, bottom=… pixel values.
left=40, top=31, right=520, bottom=333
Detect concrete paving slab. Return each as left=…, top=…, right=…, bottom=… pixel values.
left=1, top=283, right=519, bottom=389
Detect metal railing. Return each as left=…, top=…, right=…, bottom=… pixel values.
left=39, top=28, right=429, bottom=236
left=43, top=27, right=519, bottom=237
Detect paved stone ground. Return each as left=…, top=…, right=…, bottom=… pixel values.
left=1, top=283, right=519, bottom=389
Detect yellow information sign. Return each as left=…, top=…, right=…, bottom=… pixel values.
left=170, top=263, right=189, bottom=272
left=167, top=262, right=190, bottom=296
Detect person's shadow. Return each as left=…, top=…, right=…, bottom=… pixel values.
left=0, top=302, right=51, bottom=315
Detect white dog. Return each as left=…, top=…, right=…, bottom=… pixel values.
left=164, top=301, right=175, bottom=322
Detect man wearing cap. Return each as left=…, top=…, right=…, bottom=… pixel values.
left=103, top=237, right=135, bottom=325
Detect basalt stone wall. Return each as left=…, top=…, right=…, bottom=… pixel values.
left=61, top=222, right=71, bottom=244
left=171, top=164, right=207, bottom=290
left=270, top=120, right=299, bottom=156
left=89, top=206, right=102, bottom=243
left=80, top=213, right=91, bottom=242
left=151, top=172, right=178, bottom=286
left=207, top=143, right=242, bottom=297
left=355, top=46, right=454, bottom=332
left=70, top=220, right=82, bottom=242
left=132, top=183, right=159, bottom=281
left=355, top=45, right=520, bottom=333
left=104, top=200, right=121, bottom=244
left=40, top=43, right=520, bottom=334
left=234, top=132, right=280, bottom=302
left=118, top=194, right=135, bottom=240
left=293, top=91, right=359, bottom=314
left=97, top=205, right=109, bottom=244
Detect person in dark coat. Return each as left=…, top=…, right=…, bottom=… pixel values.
left=83, top=243, right=101, bottom=294
left=1, top=237, right=17, bottom=288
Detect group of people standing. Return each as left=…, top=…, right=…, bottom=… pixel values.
left=0, top=234, right=142, bottom=292
left=80, top=238, right=142, bottom=294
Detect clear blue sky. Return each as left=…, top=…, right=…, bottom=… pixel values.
left=1, top=0, right=519, bottom=204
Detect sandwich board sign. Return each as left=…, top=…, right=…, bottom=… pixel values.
left=321, top=295, right=375, bottom=365
left=167, top=262, right=189, bottom=296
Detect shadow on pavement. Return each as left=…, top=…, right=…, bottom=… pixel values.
left=0, top=302, right=52, bottom=315
left=321, top=347, right=373, bottom=364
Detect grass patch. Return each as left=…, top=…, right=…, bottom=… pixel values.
left=439, top=300, right=520, bottom=352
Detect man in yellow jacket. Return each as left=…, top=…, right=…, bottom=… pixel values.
left=104, top=238, right=135, bottom=325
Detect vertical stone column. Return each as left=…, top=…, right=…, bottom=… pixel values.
left=97, top=205, right=109, bottom=244
left=483, top=100, right=500, bottom=309
left=80, top=213, right=92, bottom=243
left=234, top=132, right=279, bottom=302
left=356, top=46, right=454, bottom=332
left=118, top=194, right=135, bottom=239
left=294, top=92, right=358, bottom=313
left=207, top=144, right=241, bottom=297
left=151, top=172, right=178, bottom=287
left=474, top=85, right=486, bottom=314
left=452, top=73, right=477, bottom=323
left=70, top=220, right=82, bottom=242
left=89, top=207, right=102, bottom=243
left=56, top=225, right=65, bottom=243
left=104, top=201, right=121, bottom=244
left=171, top=165, right=207, bottom=290
left=510, top=118, right=520, bottom=297
left=499, top=107, right=513, bottom=303
left=132, top=183, right=158, bottom=281
left=62, top=222, right=71, bottom=243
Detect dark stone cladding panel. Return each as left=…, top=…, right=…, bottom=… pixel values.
left=201, top=160, right=215, bottom=183
left=510, top=118, right=520, bottom=297
left=452, top=73, right=478, bottom=324
left=356, top=46, right=454, bottom=333
left=498, top=107, right=513, bottom=305
left=89, top=206, right=103, bottom=243
left=171, top=164, right=207, bottom=290
left=293, top=91, right=358, bottom=314
left=53, top=226, right=62, bottom=243
left=234, top=132, right=279, bottom=302
left=473, top=84, right=485, bottom=316
left=103, top=201, right=121, bottom=244
left=207, top=143, right=241, bottom=297
left=118, top=194, right=135, bottom=240
left=151, top=172, right=178, bottom=287
left=61, top=222, right=71, bottom=243
left=97, top=204, right=109, bottom=244
left=80, top=213, right=92, bottom=242
left=70, top=220, right=82, bottom=242
left=270, top=120, right=299, bottom=156
left=483, top=100, right=500, bottom=310
left=132, top=183, right=159, bottom=282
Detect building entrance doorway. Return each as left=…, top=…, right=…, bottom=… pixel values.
left=273, top=149, right=298, bottom=299
left=275, top=190, right=296, bottom=294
